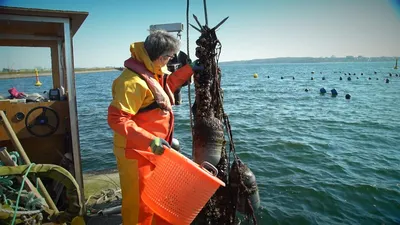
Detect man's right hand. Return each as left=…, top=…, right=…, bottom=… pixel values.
left=150, top=137, right=171, bottom=155
left=190, top=60, right=205, bottom=72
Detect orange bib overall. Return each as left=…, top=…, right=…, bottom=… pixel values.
left=107, top=42, right=193, bottom=224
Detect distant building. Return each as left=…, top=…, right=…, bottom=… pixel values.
left=2, top=68, right=19, bottom=73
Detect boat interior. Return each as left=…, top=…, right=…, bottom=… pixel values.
left=0, top=6, right=123, bottom=224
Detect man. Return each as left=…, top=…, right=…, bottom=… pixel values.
left=107, top=30, right=202, bottom=224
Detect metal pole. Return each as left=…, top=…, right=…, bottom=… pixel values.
left=58, top=40, right=65, bottom=88
left=64, top=20, right=85, bottom=214
left=63, top=19, right=84, bottom=195
left=203, top=0, right=208, bottom=26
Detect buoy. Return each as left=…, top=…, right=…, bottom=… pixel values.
left=34, top=68, right=42, bottom=86
left=171, top=138, right=180, bottom=151
left=230, top=160, right=260, bottom=214
left=253, top=73, right=258, bottom=78
left=331, top=88, right=338, bottom=97
left=345, top=94, right=351, bottom=99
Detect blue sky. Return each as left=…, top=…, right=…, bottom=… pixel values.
left=1, top=0, right=400, bottom=69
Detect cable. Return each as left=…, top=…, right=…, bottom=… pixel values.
left=186, top=0, right=194, bottom=140
left=203, top=0, right=208, bottom=26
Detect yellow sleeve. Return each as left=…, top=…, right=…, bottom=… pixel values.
left=108, top=71, right=156, bottom=145
left=110, top=71, right=151, bottom=115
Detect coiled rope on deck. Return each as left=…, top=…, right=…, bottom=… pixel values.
left=11, top=163, right=35, bottom=225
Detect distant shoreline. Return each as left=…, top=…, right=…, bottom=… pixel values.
left=0, top=69, right=119, bottom=79
left=220, top=57, right=398, bottom=65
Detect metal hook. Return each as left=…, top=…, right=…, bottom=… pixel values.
left=193, top=14, right=204, bottom=31
left=212, top=16, right=229, bottom=31
left=189, top=23, right=202, bottom=33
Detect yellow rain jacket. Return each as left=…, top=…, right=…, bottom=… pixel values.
left=107, top=42, right=193, bottom=225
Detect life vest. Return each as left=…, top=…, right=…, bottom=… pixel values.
left=123, top=57, right=175, bottom=142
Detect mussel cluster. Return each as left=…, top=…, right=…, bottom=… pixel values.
left=190, top=18, right=260, bottom=225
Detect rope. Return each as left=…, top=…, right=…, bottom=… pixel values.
left=214, top=40, right=238, bottom=160
left=0, top=208, right=41, bottom=216
left=25, top=192, right=42, bottom=210
left=203, top=0, right=208, bottom=26
left=186, top=0, right=195, bottom=141
left=0, top=151, right=21, bottom=205
left=0, top=176, right=14, bottom=188
left=85, top=188, right=122, bottom=216
left=11, top=163, right=35, bottom=225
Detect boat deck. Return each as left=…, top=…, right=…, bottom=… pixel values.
left=83, top=170, right=122, bottom=224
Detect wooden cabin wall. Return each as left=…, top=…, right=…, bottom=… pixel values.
left=0, top=101, right=72, bottom=165
left=51, top=43, right=61, bottom=89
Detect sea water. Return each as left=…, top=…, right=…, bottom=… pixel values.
left=1, top=61, right=399, bottom=225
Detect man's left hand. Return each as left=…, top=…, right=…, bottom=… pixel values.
left=150, top=137, right=171, bottom=155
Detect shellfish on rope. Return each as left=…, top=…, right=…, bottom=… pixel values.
left=190, top=13, right=260, bottom=225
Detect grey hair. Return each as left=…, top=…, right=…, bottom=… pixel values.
left=144, top=29, right=180, bottom=61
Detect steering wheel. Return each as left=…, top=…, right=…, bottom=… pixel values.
left=25, top=106, right=60, bottom=137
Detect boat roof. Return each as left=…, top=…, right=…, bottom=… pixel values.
left=0, top=6, right=88, bottom=47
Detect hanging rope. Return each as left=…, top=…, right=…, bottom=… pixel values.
left=186, top=0, right=194, bottom=140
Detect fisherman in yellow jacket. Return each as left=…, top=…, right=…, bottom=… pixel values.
left=107, top=30, right=203, bottom=224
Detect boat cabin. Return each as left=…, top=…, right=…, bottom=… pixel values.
left=0, top=6, right=88, bottom=207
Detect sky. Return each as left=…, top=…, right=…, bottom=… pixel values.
left=0, top=0, right=400, bottom=69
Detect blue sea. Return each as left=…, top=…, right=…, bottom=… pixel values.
left=1, top=61, right=399, bottom=225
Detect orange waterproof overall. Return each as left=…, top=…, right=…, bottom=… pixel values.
left=107, top=42, right=193, bottom=225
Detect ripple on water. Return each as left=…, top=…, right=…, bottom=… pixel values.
left=1, top=63, right=398, bottom=225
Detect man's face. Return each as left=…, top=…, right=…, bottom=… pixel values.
left=155, top=54, right=174, bottom=67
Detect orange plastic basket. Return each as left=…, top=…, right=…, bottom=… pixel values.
left=141, top=147, right=225, bottom=225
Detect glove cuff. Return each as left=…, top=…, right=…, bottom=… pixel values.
left=189, top=60, right=198, bottom=68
